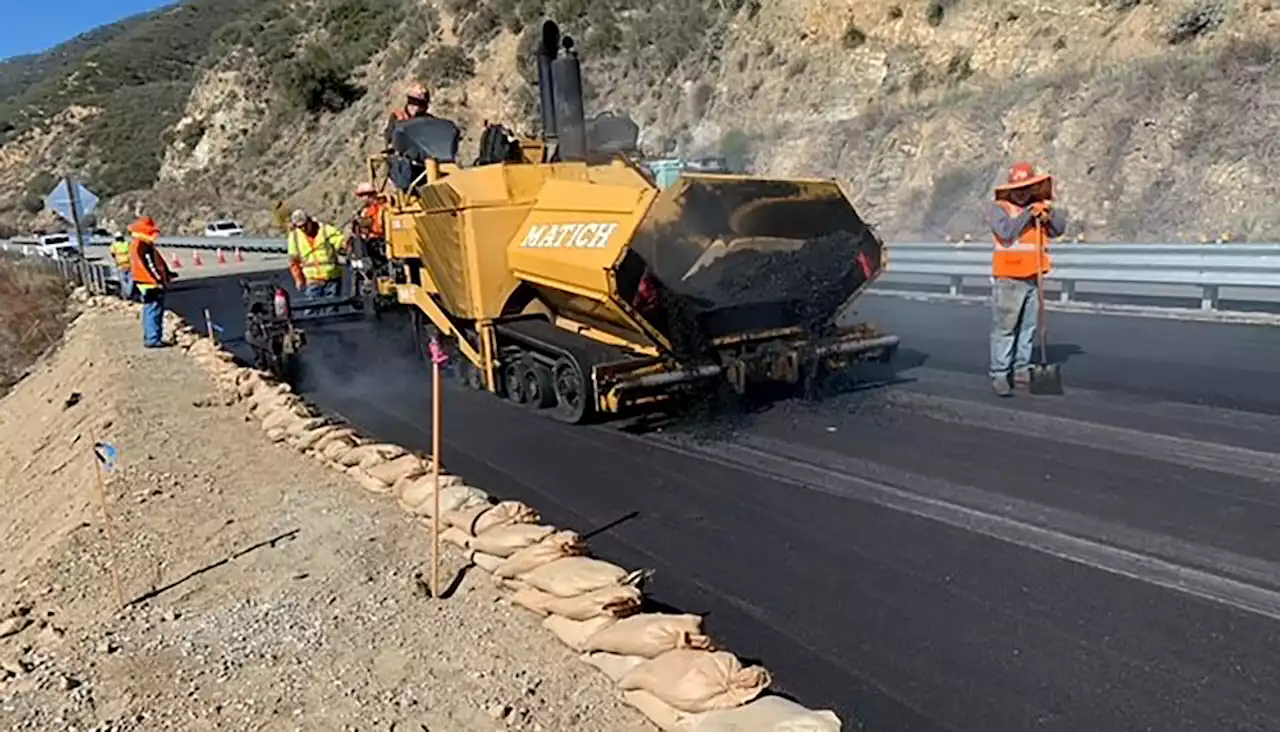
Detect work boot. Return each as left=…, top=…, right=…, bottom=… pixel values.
left=991, top=375, right=1013, bottom=397
left=1013, top=370, right=1031, bottom=389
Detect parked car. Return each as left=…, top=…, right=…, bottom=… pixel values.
left=203, top=220, right=245, bottom=237
left=35, top=233, right=81, bottom=262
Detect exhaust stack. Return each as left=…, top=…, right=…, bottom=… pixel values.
left=536, top=21, right=559, bottom=143
left=550, top=35, right=587, bottom=162
left=535, top=20, right=588, bottom=162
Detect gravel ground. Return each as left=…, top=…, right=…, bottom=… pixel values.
left=0, top=303, right=650, bottom=732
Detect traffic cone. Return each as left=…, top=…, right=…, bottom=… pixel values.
left=193, top=251, right=204, bottom=267
left=217, top=248, right=227, bottom=265
left=171, top=253, right=182, bottom=269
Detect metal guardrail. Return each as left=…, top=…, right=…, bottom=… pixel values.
left=0, top=248, right=117, bottom=296
left=154, top=235, right=287, bottom=253
left=7, top=236, right=1280, bottom=313
left=883, top=242, right=1280, bottom=311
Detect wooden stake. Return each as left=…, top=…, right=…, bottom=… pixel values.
left=431, top=354, right=442, bottom=599
left=204, top=308, right=215, bottom=342
left=90, top=428, right=125, bottom=609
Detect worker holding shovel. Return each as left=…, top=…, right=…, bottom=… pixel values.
left=987, top=162, right=1067, bottom=397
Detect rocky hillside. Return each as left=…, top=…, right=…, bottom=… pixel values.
left=1, top=0, right=1277, bottom=241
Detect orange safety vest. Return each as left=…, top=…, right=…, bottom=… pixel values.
left=991, top=200, right=1052, bottom=279
left=361, top=201, right=385, bottom=238
left=129, top=239, right=169, bottom=291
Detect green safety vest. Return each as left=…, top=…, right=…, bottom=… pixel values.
left=110, top=239, right=131, bottom=269
left=287, top=223, right=345, bottom=282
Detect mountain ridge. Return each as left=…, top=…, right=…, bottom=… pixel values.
left=1, top=0, right=1277, bottom=242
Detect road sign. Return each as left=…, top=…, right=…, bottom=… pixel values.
left=45, top=178, right=99, bottom=223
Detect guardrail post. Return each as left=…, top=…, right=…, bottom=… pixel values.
left=1200, top=285, right=1219, bottom=311
left=949, top=275, right=962, bottom=297
left=1059, top=280, right=1075, bottom=304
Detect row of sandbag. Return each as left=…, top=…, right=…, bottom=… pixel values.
left=157, top=310, right=843, bottom=732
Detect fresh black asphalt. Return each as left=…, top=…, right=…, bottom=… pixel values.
left=168, top=275, right=1280, bottom=731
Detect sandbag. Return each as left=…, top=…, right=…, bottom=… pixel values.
left=365, top=454, right=426, bottom=485
left=340, top=443, right=404, bottom=468
left=399, top=480, right=487, bottom=517
left=469, top=524, right=557, bottom=558
left=349, top=467, right=392, bottom=494
left=314, top=427, right=356, bottom=452
left=508, top=583, right=642, bottom=621
left=581, top=651, right=646, bottom=683
left=581, top=613, right=711, bottom=658
left=322, top=439, right=356, bottom=462
left=492, top=531, right=586, bottom=580
left=688, top=696, right=842, bottom=732
left=521, top=557, right=629, bottom=598
left=542, top=614, right=616, bottom=652
left=261, top=406, right=304, bottom=432
left=622, top=690, right=694, bottom=732
left=266, top=427, right=288, bottom=443
left=474, top=501, right=540, bottom=535
left=287, top=416, right=327, bottom=437
left=543, top=583, right=643, bottom=621
left=249, top=386, right=293, bottom=412
left=618, top=650, right=772, bottom=713
left=294, top=425, right=341, bottom=451
left=440, top=526, right=471, bottom=548
left=396, top=472, right=464, bottom=505
left=443, top=503, right=493, bottom=535
left=469, top=550, right=505, bottom=573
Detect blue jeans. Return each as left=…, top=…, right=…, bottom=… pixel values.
left=305, top=279, right=340, bottom=299
left=141, top=288, right=166, bottom=347
left=305, top=279, right=341, bottom=314
left=989, top=277, right=1038, bottom=377
left=118, top=269, right=133, bottom=301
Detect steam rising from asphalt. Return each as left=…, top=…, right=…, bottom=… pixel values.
left=292, top=312, right=439, bottom=409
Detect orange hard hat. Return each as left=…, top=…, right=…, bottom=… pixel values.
left=128, top=216, right=160, bottom=242
left=995, top=162, right=1051, bottom=192
left=406, top=83, right=429, bottom=105
left=354, top=182, right=376, bottom=196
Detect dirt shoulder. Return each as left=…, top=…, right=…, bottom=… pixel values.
left=0, top=299, right=649, bottom=731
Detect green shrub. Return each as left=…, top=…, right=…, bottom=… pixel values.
left=719, top=128, right=755, bottom=172
left=279, top=45, right=364, bottom=114
left=417, top=46, right=477, bottom=89
left=1168, top=1, right=1225, bottom=44
left=926, top=0, right=946, bottom=26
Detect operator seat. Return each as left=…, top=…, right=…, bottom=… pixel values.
left=388, top=116, right=462, bottom=191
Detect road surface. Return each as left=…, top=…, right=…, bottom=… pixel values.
left=167, top=274, right=1280, bottom=731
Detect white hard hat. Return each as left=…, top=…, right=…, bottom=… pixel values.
left=290, top=209, right=308, bottom=226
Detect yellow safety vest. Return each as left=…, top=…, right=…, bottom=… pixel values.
left=110, top=239, right=131, bottom=269
left=287, top=223, right=345, bottom=282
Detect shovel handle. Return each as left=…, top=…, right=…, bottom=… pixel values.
left=1034, top=219, right=1050, bottom=367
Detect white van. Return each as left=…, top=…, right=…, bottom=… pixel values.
left=203, top=220, right=245, bottom=237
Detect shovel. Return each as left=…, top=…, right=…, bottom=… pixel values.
left=1028, top=218, right=1064, bottom=395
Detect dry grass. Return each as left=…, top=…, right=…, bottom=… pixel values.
left=0, top=256, right=69, bottom=392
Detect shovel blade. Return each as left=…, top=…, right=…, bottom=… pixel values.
left=1028, top=363, right=1064, bottom=395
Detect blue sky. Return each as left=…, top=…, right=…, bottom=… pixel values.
left=1, top=1, right=174, bottom=61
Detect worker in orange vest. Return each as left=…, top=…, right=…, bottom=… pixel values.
left=128, top=216, right=174, bottom=348
left=987, top=162, right=1066, bottom=396
left=383, top=83, right=432, bottom=146
left=352, top=182, right=385, bottom=240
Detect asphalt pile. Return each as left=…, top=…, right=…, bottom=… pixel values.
left=663, top=230, right=864, bottom=353
left=76, top=292, right=846, bottom=732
